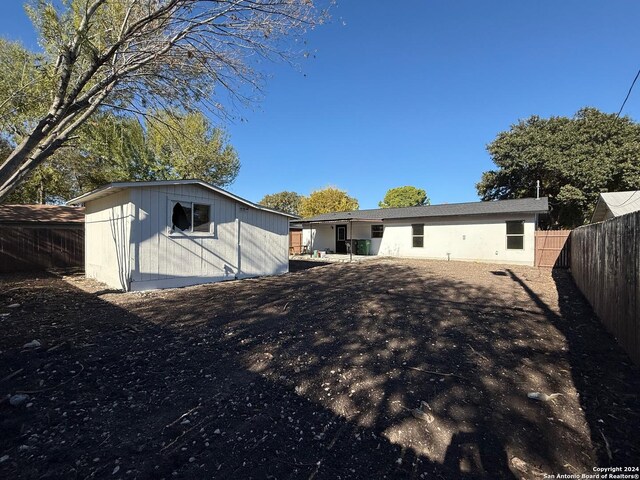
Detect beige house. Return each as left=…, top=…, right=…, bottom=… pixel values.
left=298, top=197, right=549, bottom=266
left=68, top=180, right=295, bottom=291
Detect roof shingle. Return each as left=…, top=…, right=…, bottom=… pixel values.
left=298, top=197, right=548, bottom=223
left=0, top=204, right=85, bottom=224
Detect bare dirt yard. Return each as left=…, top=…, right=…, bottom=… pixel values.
left=1, top=258, right=639, bottom=479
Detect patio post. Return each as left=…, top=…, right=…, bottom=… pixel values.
left=350, top=219, right=353, bottom=262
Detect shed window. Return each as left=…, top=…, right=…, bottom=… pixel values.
left=412, top=224, right=424, bottom=248
left=506, top=220, right=524, bottom=249
left=171, top=201, right=211, bottom=233
left=193, top=204, right=211, bottom=232
left=371, top=224, right=384, bottom=238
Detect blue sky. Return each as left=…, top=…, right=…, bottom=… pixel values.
left=2, top=1, right=640, bottom=208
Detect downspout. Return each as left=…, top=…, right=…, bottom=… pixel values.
left=310, top=222, right=314, bottom=256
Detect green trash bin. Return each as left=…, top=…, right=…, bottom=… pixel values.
left=362, top=239, right=371, bottom=255
left=356, top=239, right=371, bottom=255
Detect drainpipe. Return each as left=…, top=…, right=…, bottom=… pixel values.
left=310, top=222, right=314, bottom=257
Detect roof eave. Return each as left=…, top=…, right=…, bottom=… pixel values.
left=67, top=180, right=297, bottom=219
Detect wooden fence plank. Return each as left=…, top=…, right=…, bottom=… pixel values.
left=0, top=225, right=84, bottom=273
left=535, top=230, right=571, bottom=268
left=289, top=230, right=303, bottom=255
left=570, top=211, right=640, bottom=365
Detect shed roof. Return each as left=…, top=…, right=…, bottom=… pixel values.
left=297, top=197, right=548, bottom=223
left=590, top=191, right=640, bottom=223
left=67, top=180, right=298, bottom=218
left=0, top=204, right=85, bottom=224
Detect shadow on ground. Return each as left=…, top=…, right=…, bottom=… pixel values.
left=0, top=259, right=638, bottom=479
left=289, top=259, right=331, bottom=272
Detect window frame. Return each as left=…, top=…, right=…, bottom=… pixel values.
left=411, top=223, right=424, bottom=248
left=505, top=220, right=525, bottom=250
left=371, top=224, right=384, bottom=238
left=169, top=199, right=213, bottom=235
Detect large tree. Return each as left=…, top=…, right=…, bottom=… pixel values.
left=299, top=187, right=359, bottom=218
left=259, top=191, right=303, bottom=216
left=379, top=186, right=429, bottom=208
left=477, top=108, right=640, bottom=227
left=0, top=0, right=323, bottom=201
left=146, top=111, right=239, bottom=186
left=2, top=110, right=240, bottom=204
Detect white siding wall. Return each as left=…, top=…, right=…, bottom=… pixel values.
left=379, top=214, right=537, bottom=265
left=301, top=214, right=537, bottom=265
left=301, top=223, right=381, bottom=255
left=125, top=184, right=288, bottom=290
left=302, top=224, right=336, bottom=252
left=237, top=205, right=289, bottom=278
left=84, top=190, right=133, bottom=290
left=350, top=222, right=382, bottom=255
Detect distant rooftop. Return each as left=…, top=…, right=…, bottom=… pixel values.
left=591, top=191, right=640, bottom=223
left=0, top=204, right=85, bottom=224
left=297, top=197, right=549, bottom=223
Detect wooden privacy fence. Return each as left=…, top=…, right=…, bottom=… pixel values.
left=0, top=226, right=84, bottom=273
left=289, top=230, right=303, bottom=255
left=570, top=211, right=639, bottom=365
left=535, top=230, right=571, bottom=268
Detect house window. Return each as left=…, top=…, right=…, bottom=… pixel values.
left=371, top=224, right=384, bottom=238
left=412, top=224, right=424, bottom=248
left=506, top=220, right=524, bottom=249
left=171, top=201, right=211, bottom=233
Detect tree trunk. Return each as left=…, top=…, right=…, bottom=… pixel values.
left=0, top=128, right=58, bottom=202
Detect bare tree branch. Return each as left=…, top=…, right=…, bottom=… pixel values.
left=0, top=0, right=326, bottom=200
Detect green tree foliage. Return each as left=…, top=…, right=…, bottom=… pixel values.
left=0, top=0, right=323, bottom=201
left=2, top=110, right=240, bottom=204
left=299, top=187, right=359, bottom=218
left=0, top=38, right=51, bottom=139
left=3, top=154, right=78, bottom=204
left=477, top=108, right=640, bottom=227
left=0, top=138, right=78, bottom=203
left=259, top=191, right=303, bottom=216
left=146, top=111, right=239, bottom=186
left=0, top=140, right=11, bottom=166
left=379, top=186, right=430, bottom=208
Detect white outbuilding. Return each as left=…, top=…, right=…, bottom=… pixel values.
left=68, top=180, right=295, bottom=291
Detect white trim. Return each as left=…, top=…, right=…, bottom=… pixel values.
left=67, top=180, right=297, bottom=219
left=128, top=271, right=288, bottom=291
left=167, top=198, right=214, bottom=236
left=505, top=220, right=525, bottom=250
left=130, top=275, right=237, bottom=291
left=411, top=223, right=424, bottom=248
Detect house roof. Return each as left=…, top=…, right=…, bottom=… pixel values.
left=297, top=197, right=549, bottom=223
left=590, top=191, right=640, bottom=223
left=67, top=180, right=298, bottom=218
left=0, top=204, right=85, bottom=224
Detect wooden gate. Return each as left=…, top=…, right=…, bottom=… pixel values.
left=535, top=230, right=571, bottom=268
left=289, top=230, right=303, bottom=255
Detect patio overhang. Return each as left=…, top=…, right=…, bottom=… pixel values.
left=296, top=218, right=383, bottom=225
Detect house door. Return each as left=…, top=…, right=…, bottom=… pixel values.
left=335, top=224, right=347, bottom=253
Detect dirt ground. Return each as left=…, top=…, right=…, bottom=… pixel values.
left=0, top=258, right=639, bottom=480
